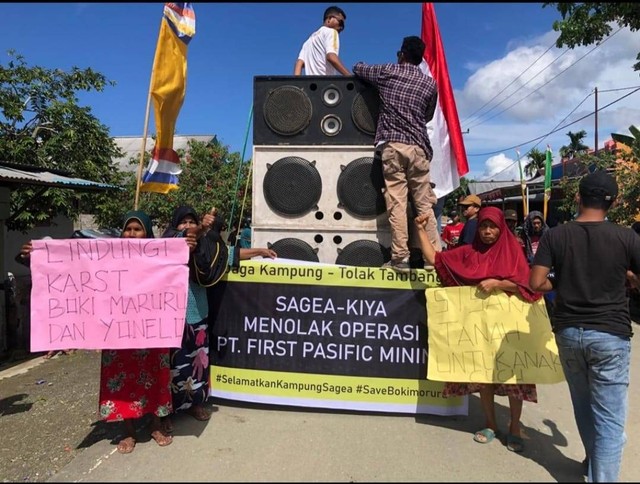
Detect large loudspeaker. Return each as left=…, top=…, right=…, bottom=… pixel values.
left=253, top=76, right=380, bottom=145
left=252, top=146, right=388, bottom=231
left=252, top=228, right=391, bottom=267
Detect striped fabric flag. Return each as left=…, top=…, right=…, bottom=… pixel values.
left=419, top=3, right=469, bottom=198
left=140, top=3, right=196, bottom=194
left=543, top=146, right=553, bottom=221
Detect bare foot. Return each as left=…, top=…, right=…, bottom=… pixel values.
left=116, top=436, right=136, bottom=454
left=43, top=351, right=56, bottom=360
left=150, top=428, right=173, bottom=447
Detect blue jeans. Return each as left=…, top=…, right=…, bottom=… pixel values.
left=555, top=327, right=631, bottom=482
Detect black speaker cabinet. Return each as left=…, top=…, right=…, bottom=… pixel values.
left=252, top=228, right=391, bottom=267
left=252, top=146, right=388, bottom=231
left=253, top=76, right=380, bottom=146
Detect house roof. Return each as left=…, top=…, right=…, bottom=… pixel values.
left=112, top=135, right=215, bottom=172
left=0, top=161, right=121, bottom=192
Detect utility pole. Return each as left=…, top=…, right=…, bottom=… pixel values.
left=594, top=86, right=598, bottom=155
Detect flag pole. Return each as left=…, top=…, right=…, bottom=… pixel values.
left=133, top=83, right=153, bottom=210
left=516, top=149, right=528, bottom=217
left=543, top=145, right=553, bottom=223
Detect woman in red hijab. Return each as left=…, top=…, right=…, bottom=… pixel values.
left=415, top=206, right=542, bottom=453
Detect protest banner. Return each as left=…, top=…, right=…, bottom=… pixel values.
left=425, top=286, right=564, bottom=384
left=208, top=261, right=467, bottom=416
left=29, top=238, right=190, bottom=351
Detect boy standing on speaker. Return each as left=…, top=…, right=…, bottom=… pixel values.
left=294, top=6, right=351, bottom=76
left=352, top=36, right=440, bottom=272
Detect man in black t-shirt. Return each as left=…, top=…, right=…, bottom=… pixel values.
left=530, top=170, right=640, bottom=482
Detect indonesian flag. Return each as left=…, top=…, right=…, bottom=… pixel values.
left=420, top=3, right=469, bottom=198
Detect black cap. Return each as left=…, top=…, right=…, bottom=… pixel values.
left=579, top=170, right=618, bottom=201
left=504, top=209, right=518, bottom=221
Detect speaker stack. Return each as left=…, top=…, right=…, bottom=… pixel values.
left=252, top=75, right=390, bottom=267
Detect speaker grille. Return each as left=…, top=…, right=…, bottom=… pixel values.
left=337, top=157, right=386, bottom=218
left=263, top=86, right=312, bottom=136
left=352, top=88, right=380, bottom=136
left=263, top=156, right=322, bottom=216
left=336, top=240, right=390, bottom=267
left=268, top=238, right=319, bottom=263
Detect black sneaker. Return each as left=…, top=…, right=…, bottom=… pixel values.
left=381, top=259, right=410, bottom=273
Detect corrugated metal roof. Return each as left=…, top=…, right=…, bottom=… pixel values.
left=112, top=135, right=215, bottom=172
left=0, top=164, right=121, bottom=192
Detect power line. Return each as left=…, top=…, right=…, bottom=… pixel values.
left=465, top=27, right=622, bottom=131
left=474, top=91, right=594, bottom=182
left=464, top=48, right=569, bottom=129
left=598, top=85, right=640, bottom=93
left=461, top=41, right=557, bottom=125
left=468, top=86, right=640, bottom=157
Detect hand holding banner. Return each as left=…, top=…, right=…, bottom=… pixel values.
left=30, top=238, right=190, bottom=351
left=425, top=286, right=564, bottom=384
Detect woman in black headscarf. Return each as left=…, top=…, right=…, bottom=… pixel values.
left=161, top=206, right=229, bottom=429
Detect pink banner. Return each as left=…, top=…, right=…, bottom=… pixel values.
left=30, top=238, right=190, bottom=351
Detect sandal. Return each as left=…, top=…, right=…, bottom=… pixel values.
left=473, top=428, right=497, bottom=444
left=506, top=433, right=524, bottom=453
left=150, top=428, right=173, bottom=447
left=186, top=405, right=211, bottom=421
left=116, top=436, right=136, bottom=454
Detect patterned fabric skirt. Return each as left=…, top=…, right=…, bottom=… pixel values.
left=443, top=382, right=538, bottom=403
left=169, top=320, right=210, bottom=412
left=99, top=349, right=172, bottom=422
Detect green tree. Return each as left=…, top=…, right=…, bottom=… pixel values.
left=544, top=3, right=640, bottom=71
left=559, top=130, right=589, bottom=160
left=0, top=51, right=125, bottom=232
left=524, top=148, right=547, bottom=177
left=443, top=177, right=470, bottom=216
left=93, top=138, right=250, bottom=233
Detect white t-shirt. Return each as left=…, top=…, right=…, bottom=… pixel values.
left=297, top=26, right=340, bottom=75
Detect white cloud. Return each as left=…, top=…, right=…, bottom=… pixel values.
left=456, top=26, right=640, bottom=179
left=478, top=153, right=521, bottom=181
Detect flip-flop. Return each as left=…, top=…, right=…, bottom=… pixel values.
left=116, top=436, right=136, bottom=454
left=150, top=428, right=173, bottom=447
left=507, top=433, right=524, bottom=453
left=473, top=428, right=496, bottom=444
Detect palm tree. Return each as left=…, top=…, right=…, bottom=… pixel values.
left=524, top=148, right=546, bottom=178
left=559, top=130, right=589, bottom=159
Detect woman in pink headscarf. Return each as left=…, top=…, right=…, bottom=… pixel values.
left=415, top=206, right=542, bottom=453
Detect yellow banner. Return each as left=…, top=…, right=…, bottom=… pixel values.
left=425, top=287, right=564, bottom=384
left=224, top=261, right=441, bottom=290
left=211, top=366, right=465, bottom=415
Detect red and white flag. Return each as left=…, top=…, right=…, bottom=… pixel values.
left=420, top=2, right=469, bottom=198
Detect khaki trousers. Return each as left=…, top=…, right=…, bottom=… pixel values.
left=378, top=141, right=441, bottom=261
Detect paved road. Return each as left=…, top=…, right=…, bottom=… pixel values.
left=38, top=333, right=640, bottom=483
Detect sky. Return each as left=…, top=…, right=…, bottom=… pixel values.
left=3, top=2, right=639, bottom=183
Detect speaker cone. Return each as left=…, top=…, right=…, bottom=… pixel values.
left=263, top=156, right=322, bottom=216
left=337, top=156, right=386, bottom=218
left=321, top=115, right=342, bottom=137
left=263, top=86, right=312, bottom=136
left=322, top=85, right=341, bottom=107
left=335, top=240, right=390, bottom=267
left=352, top=88, right=380, bottom=136
left=268, top=238, right=319, bottom=262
